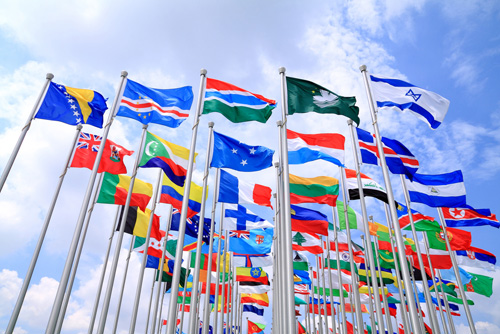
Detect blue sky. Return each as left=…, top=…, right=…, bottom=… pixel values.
left=1, top=1, right=500, bottom=333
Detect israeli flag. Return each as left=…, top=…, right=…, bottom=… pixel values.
left=405, top=171, right=466, bottom=208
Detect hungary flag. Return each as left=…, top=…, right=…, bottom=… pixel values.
left=97, top=173, right=153, bottom=211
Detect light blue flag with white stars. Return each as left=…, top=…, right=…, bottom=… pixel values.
left=210, top=131, right=274, bottom=172
left=35, top=82, right=107, bottom=128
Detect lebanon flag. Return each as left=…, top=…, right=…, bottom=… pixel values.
left=292, top=231, right=323, bottom=254
left=218, top=169, right=272, bottom=208
left=71, top=132, right=134, bottom=174
left=287, top=129, right=345, bottom=166
left=344, top=168, right=389, bottom=204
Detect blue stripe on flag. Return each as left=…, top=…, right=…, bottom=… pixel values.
left=161, top=185, right=201, bottom=213
left=205, top=91, right=272, bottom=106
left=288, top=147, right=343, bottom=166
left=242, top=304, right=264, bottom=316
left=376, top=101, right=441, bottom=129
left=370, top=75, right=416, bottom=88
left=412, top=171, right=463, bottom=186
left=218, top=170, right=240, bottom=204
left=408, top=191, right=466, bottom=208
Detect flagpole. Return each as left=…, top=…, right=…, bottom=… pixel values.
left=319, top=240, right=330, bottom=334
left=323, top=240, right=336, bottom=333
left=436, top=269, right=456, bottom=334
left=315, top=256, right=324, bottom=334
left=372, top=235, right=393, bottom=334
left=306, top=288, right=311, bottom=334
left=407, top=255, right=426, bottom=333
left=278, top=67, right=298, bottom=334
left=228, top=263, right=235, bottom=334
left=309, top=266, right=318, bottom=334
left=436, top=208, right=476, bottom=333
left=179, top=252, right=192, bottom=334
left=87, top=205, right=121, bottom=334
left=45, top=71, right=128, bottom=334
left=158, top=283, right=167, bottom=334
left=0, top=73, right=53, bottom=193
left=212, top=206, right=225, bottom=333
left=274, top=162, right=287, bottom=334
left=360, top=234, right=377, bottom=334
left=358, top=65, right=421, bottom=333
left=145, top=271, right=156, bottom=334
left=233, top=282, right=239, bottom=334
left=224, top=252, right=232, bottom=333
left=6, top=123, right=81, bottom=334
left=218, top=229, right=229, bottom=334
left=331, top=208, right=348, bottom=334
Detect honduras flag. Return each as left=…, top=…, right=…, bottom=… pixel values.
left=369, top=75, right=450, bottom=129
left=405, top=171, right=466, bottom=208
left=223, top=204, right=273, bottom=230
left=210, top=131, right=274, bottom=172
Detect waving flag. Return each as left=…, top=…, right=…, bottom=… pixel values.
left=118, top=79, right=193, bottom=128
left=160, top=173, right=204, bottom=218
left=203, top=78, right=276, bottom=123
left=240, top=293, right=269, bottom=307
left=289, top=174, right=339, bottom=206
left=97, top=173, right=153, bottom=211
left=292, top=231, right=323, bottom=254
left=345, top=168, right=389, bottom=203
left=218, top=170, right=272, bottom=208
left=356, top=127, right=419, bottom=180
left=170, top=210, right=212, bottom=245
left=116, top=207, right=160, bottom=239
left=396, top=203, right=441, bottom=231
left=464, top=272, right=493, bottom=297
left=224, top=204, right=273, bottom=230
left=35, top=82, right=107, bottom=128
left=427, top=228, right=471, bottom=251
left=232, top=253, right=273, bottom=268
left=369, top=75, right=450, bottom=129
left=236, top=267, right=269, bottom=285
left=443, top=207, right=499, bottom=228
left=455, top=247, right=496, bottom=270
left=290, top=204, right=329, bottom=236
left=287, top=129, right=345, bottom=166
left=405, top=171, right=466, bottom=208
left=228, top=229, right=273, bottom=255
left=243, top=304, right=264, bottom=317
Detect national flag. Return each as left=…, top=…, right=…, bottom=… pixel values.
left=464, top=272, right=493, bottom=297
left=223, top=204, right=273, bottom=231
left=160, top=173, right=204, bottom=218
left=157, top=260, right=187, bottom=285
left=117, top=79, right=193, bottom=128
left=292, top=251, right=309, bottom=271
left=455, top=247, right=496, bottom=270
left=189, top=252, right=229, bottom=272
left=239, top=283, right=271, bottom=294
left=289, top=174, right=339, bottom=206
left=426, top=228, right=471, bottom=251
left=292, top=231, right=323, bottom=254
left=298, top=321, right=306, bottom=334
left=294, top=283, right=310, bottom=295
left=428, top=278, right=457, bottom=297
left=286, top=76, right=360, bottom=124
left=218, top=170, right=272, bottom=208
left=290, top=204, right=329, bottom=236
left=139, top=131, right=193, bottom=187
left=440, top=267, right=473, bottom=285
left=232, top=253, right=273, bottom=268
left=287, top=129, right=345, bottom=166
left=446, top=294, right=474, bottom=306
left=96, top=173, right=153, bottom=211
left=293, top=269, right=311, bottom=285
left=70, top=133, right=133, bottom=174
left=356, top=127, right=419, bottom=180
left=210, top=131, right=274, bottom=172
left=242, top=304, right=264, bottom=316
left=116, top=206, right=160, bottom=239
left=236, top=268, right=269, bottom=285
left=442, top=207, right=500, bottom=228
left=358, top=263, right=395, bottom=284
left=203, top=78, right=276, bottom=123
left=308, top=303, right=334, bottom=316
left=313, top=287, right=348, bottom=298
left=414, top=238, right=452, bottom=270
left=396, top=203, right=441, bottom=231
left=228, top=229, right=273, bottom=255
left=405, top=171, right=466, bottom=208
left=369, top=74, right=450, bottom=129
left=322, top=256, right=353, bottom=273
left=170, top=210, right=212, bottom=245
left=312, top=270, right=350, bottom=287
left=337, top=201, right=364, bottom=231
left=240, top=293, right=269, bottom=307
left=294, top=295, right=308, bottom=305
left=133, top=230, right=165, bottom=259
left=345, top=168, right=389, bottom=203
left=35, top=82, right=107, bottom=127
left=247, top=320, right=265, bottom=334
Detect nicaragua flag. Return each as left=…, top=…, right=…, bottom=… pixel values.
left=369, top=75, right=450, bottom=129
left=218, top=170, right=273, bottom=208
left=287, top=129, right=345, bottom=166
left=405, top=171, right=466, bottom=208
left=118, top=79, right=193, bottom=128
left=223, top=204, right=273, bottom=231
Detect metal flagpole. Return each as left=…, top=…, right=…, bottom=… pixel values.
left=187, top=121, right=215, bottom=334
left=324, top=241, right=336, bottom=333
left=129, top=168, right=164, bottom=332
left=88, top=205, right=121, bottom=334
left=315, top=256, right=324, bottom=334
left=145, top=272, right=156, bottom=334
left=309, top=266, right=317, bottom=334
left=274, top=162, right=287, bottom=334
left=166, top=68, right=207, bottom=334
left=358, top=65, right=421, bottom=333
left=212, top=206, right=225, bottom=333
left=45, top=71, right=128, bottom=334
left=6, top=123, right=81, bottom=334
left=436, top=269, right=456, bottom=334
left=306, top=289, right=312, bottom=334
left=407, top=256, right=426, bottom=333
left=96, top=123, right=149, bottom=333
left=319, top=242, right=330, bottom=334
left=224, top=251, right=232, bottom=333
left=0, top=73, right=53, bottom=193
left=233, top=283, right=239, bottom=334
left=331, top=208, right=348, bottom=334
left=218, top=230, right=229, bottom=334
left=157, top=283, right=168, bottom=334
left=360, top=235, right=377, bottom=333
left=228, top=264, right=234, bottom=334
left=237, top=297, right=243, bottom=334
left=278, top=67, right=298, bottom=334
left=179, top=253, right=192, bottom=334
left=436, top=208, right=476, bottom=333
left=372, top=235, right=393, bottom=334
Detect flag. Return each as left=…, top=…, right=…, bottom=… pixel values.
left=287, top=129, right=345, bottom=166
left=70, top=133, right=133, bottom=174
left=203, top=78, right=276, bottom=123
left=426, top=228, right=471, bottom=251
left=396, top=203, right=441, bottom=231
left=35, top=82, right=107, bottom=127
left=442, top=207, right=500, bottom=228
left=210, top=131, right=274, bottom=172
left=96, top=173, right=153, bottom=211
left=356, top=127, right=419, bottom=180
left=289, top=174, right=339, bottom=206
left=117, top=79, right=193, bottom=128
left=455, top=247, right=496, bottom=270
left=293, top=269, right=311, bottom=285
left=369, top=74, right=450, bottom=129
left=286, top=76, right=360, bottom=124
left=464, top=272, right=493, bottom=297
left=358, top=263, right=395, bottom=284
left=414, top=237, right=452, bottom=270
left=239, top=283, right=271, bottom=294
left=405, top=171, right=466, bottom=208
left=218, top=170, right=272, bottom=208
left=294, top=283, right=310, bottom=295
left=345, top=168, right=389, bottom=203
left=116, top=207, right=160, bottom=239
left=223, top=204, right=273, bottom=230
left=428, top=278, right=457, bottom=297
left=139, top=131, right=193, bottom=187
left=309, top=303, right=333, bottom=316
left=160, top=173, right=204, bottom=218
left=228, top=229, right=273, bottom=255
left=247, top=320, right=265, bottom=334
left=133, top=230, right=164, bottom=259
left=290, top=204, right=329, bottom=236
left=170, top=210, right=212, bottom=245
left=292, top=231, right=323, bottom=254
left=189, top=252, right=229, bottom=272
left=240, top=293, right=269, bottom=307
left=236, top=268, right=269, bottom=285
left=242, top=304, right=264, bottom=316
left=337, top=201, right=364, bottom=231
left=232, top=253, right=273, bottom=268
left=298, top=321, right=307, bottom=334
left=292, top=251, right=309, bottom=271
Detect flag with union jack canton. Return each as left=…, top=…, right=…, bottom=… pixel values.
left=228, top=229, right=273, bottom=255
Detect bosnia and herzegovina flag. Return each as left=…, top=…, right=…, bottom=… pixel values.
left=35, top=82, right=107, bottom=127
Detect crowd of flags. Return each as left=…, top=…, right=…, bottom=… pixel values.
left=1, top=64, right=498, bottom=334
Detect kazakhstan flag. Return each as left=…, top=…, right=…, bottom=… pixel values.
left=35, top=82, right=107, bottom=128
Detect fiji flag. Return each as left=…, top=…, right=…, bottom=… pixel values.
left=35, top=82, right=107, bottom=128
left=405, top=171, right=466, bottom=208
left=118, top=79, right=193, bottom=128
left=228, top=229, right=273, bottom=255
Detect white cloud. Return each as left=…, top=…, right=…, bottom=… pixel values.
left=457, top=321, right=500, bottom=334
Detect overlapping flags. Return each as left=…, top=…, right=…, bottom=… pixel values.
left=218, top=170, right=273, bottom=208
left=287, top=129, right=345, bottom=166
left=232, top=253, right=273, bottom=268
left=396, top=203, right=441, bottom=231
left=223, top=204, right=273, bottom=231
left=160, top=173, right=204, bottom=218
left=170, top=210, right=212, bottom=245
left=96, top=173, right=153, bottom=211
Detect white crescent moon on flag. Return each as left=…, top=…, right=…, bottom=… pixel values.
left=145, top=141, right=158, bottom=156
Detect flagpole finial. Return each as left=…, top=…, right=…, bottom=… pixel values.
left=279, top=67, right=286, bottom=74
left=276, top=120, right=282, bottom=127
left=121, top=71, right=128, bottom=77
left=273, top=193, right=277, bottom=198
left=200, top=69, right=207, bottom=75
left=208, top=122, right=214, bottom=128
left=347, top=119, right=353, bottom=126
left=359, top=65, right=367, bottom=72
left=274, top=162, right=279, bottom=168
left=46, top=73, right=54, bottom=80
left=76, top=124, right=83, bottom=130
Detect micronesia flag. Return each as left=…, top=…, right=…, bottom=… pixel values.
left=224, top=204, right=274, bottom=230
left=210, top=131, right=274, bottom=172
left=118, top=79, right=193, bottom=128
left=405, top=171, right=466, bottom=208
left=369, top=75, right=450, bottom=129
left=442, top=206, right=499, bottom=228
left=287, top=129, right=345, bottom=166
left=218, top=170, right=273, bottom=208
left=356, top=127, right=419, bottom=180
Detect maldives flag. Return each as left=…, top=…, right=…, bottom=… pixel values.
left=218, top=170, right=273, bottom=208
left=443, top=207, right=499, bottom=228
left=70, top=132, right=133, bottom=174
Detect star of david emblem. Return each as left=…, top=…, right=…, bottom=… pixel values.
left=405, top=89, right=422, bottom=102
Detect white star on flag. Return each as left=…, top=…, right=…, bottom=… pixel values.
left=240, top=160, right=247, bottom=166
left=73, top=111, right=79, bottom=116
left=232, top=148, right=238, bottom=154
left=70, top=104, right=77, bottom=110
left=249, top=148, right=256, bottom=154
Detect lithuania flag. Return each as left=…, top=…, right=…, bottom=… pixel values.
left=97, top=173, right=153, bottom=211
left=289, top=174, right=339, bottom=206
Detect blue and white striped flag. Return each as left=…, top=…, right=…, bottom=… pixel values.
left=405, top=171, right=466, bottom=208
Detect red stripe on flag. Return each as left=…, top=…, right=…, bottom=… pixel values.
left=287, top=129, right=345, bottom=150
left=252, top=183, right=273, bottom=208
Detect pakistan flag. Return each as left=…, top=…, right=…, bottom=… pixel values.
left=286, top=76, right=360, bottom=124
